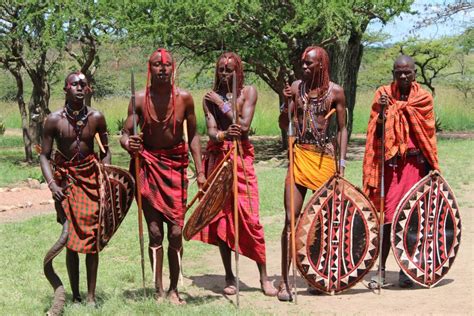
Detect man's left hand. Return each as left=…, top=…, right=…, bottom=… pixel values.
left=196, top=173, right=206, bottom=189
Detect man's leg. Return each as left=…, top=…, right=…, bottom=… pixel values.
left=278, top=178, right=306, bottom=301
left=257, top=262, right=277, bottom=296
left=85, top=253, right=99, bottom=305
left=143, top=201, right=165, bottom=300
left=218, top=239, right=237, bottom=295
left=167, top=222, right=186, bottom=305
left=66, top=248, right=81, bottom=302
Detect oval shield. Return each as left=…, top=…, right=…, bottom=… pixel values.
left=391, top=170, right=461, bottom=288
left=183, top=159, right=233, bottom=241
left=97, top=164, right=135, bottom=251
left=296, top=175, right=379, bottom=294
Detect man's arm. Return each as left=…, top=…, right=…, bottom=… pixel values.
left=203, top=96, right=222, bottom=142
left=39, top=115, right=65, bottom=202
left=334, top=85, right=348, bottom=176
left=237, top=85, right=257, bottom=134
left=183, top=92, right=205, bottom=187
left=95, top=112, right=111, bottom=164
left=120, top=93, right=144, bottom=153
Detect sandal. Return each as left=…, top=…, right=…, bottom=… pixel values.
left=368, top=269, right=386, bottom=290
left=223, top=278, right=237, bottom=295
left=277, top=282, right=293, bottom=302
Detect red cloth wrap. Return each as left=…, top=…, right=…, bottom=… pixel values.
left=193, top=140, right=267, bottom=264
left=363, top=82, right=438, bottom=223
left=55, top=154, right=100, bottom=254
left=132, top=142, right=189, bottom=226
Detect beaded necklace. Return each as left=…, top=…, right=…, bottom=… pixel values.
left=295, top=81, right=333, bottom=147
left=63, top=103, right=89, bottom=160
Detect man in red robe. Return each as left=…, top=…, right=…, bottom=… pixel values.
left=121, top=48, right=205, bottom=304
left=363, top=55, right=439, bottom=288
left=193, top=52, right=277, bottom=297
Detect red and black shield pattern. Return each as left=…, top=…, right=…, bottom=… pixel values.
left=391, top=170, right=461, bottom=288
left=97, top=165, right=135, bottom=251
left=296, top=176, right=379, bottom=294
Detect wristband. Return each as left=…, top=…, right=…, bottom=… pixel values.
left=217, top=131, right=225, bottom=142
left=221, top=101, right=232, bottom=114
left=339, top=159, right=346, bottom=168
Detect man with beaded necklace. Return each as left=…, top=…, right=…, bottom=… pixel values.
left=277, top=46, right=348, bottom=301
left=40, top=71, right=111, bottom=306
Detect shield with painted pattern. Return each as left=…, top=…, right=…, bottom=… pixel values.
left=296, top=175, right=379, bottom=294
left=391, top=170, right=461, bottom=288
left=97, top=164, right=135, bottom=252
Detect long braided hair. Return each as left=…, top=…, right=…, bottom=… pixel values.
left=302, top=46, right=330, bottom=95
left=213, top=52, right=244, bottom=96
left=144, top=48, right=177, bottom=134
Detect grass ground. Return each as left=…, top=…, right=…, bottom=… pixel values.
left=0, top=137, right=472, bottom=315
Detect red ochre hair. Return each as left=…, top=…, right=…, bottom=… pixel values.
left=302, top=46, right=330, bottom=94
left=213, top=52, right=244, bottom=96
left=144, top=48, right=177, bottom=134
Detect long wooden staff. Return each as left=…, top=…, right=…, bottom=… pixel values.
left=231, top=71, right=240, bottom=307
left=286, top=92, right=298, bottom=304
left=131, top=71, right=146, bottom=297
left=377, top=96, right=387, bottom=294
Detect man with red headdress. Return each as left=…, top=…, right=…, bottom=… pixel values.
left=192, top=52, right=277, bottom=297
left=120, top=48, right=205, bottom=304
left=363, top=55, right=439, bottom=289
left=40, top=72, right=111, bottom=306
left=277, top=46, right=348, bottom=301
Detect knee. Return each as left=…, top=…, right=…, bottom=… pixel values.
left=148, top=223, right=163, bottom=246
left=168, top=226, right=183, bottom=248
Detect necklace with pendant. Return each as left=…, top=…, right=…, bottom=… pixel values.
left=63, top=103, right=89, bottom=159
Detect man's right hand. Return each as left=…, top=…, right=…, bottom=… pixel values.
left=50, top=183, right=66, bottom=202
left=127, top=133, right=143, bottom=154
left=226, top=124, right=242, bottom=138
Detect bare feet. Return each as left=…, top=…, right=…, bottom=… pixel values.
left=86, top=295, right=96, bottom=307
left=260, top=280, right=278, bottom=297
left=154, top=291, right=165, bottom=303
left=167, top=289, right=186, bottom=305
left=277, top=281, right=293, bottom=302
left=72, top=295, right=82, bottom=304
left=223, top=277, right=237, bottom=295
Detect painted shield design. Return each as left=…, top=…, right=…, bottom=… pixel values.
left=296, top=176, right=379, bottom=294
left=97, top=165, right=135, bottom=251
left=183, top=159, right=233, bottom=241
left=391, top=170, right=461, bottom=288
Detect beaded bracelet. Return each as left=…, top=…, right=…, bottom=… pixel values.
left=339, top=159, right=346, bottom=168
left=47, top=178, right=55, bottom=188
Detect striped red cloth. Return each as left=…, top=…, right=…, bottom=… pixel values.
left=363, top=82, right=439, bottom=214
left=54, top=154, right=101, bottom=254
left=132, top=142, right=189, bottom=226
left=192, top=140, right=267, bottom=264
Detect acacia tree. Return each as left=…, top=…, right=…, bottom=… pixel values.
left=0, top=3, right=64, bottom=162
left=122, top=0, right=412, bottom=143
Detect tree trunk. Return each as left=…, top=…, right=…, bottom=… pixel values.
left=8, top=65, right=33, bottom=162
left=327, top=32, right=364, bottom=138
left=278, top=92, right=288, bottom=149
left=28, top=74, right=51, bottom=150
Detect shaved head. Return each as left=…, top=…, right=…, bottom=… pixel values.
left=393, top=55, right=415, bottom=70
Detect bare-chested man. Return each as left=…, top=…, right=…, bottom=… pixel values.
left=120, top=48, right=205, bottom=305
left=40, top=72, right=111, bottom=305
left=192, top=52, right=277, bottom=297
left=277, top=46, right=348, bottom=301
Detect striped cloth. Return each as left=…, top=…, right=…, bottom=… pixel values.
left=193, top=140, right=267, bottom=264
left=363, top=82, right=439, bottom=212
left=133, top=142, right=189, bottom=227
left=54, top=155, right=101, bottom=254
